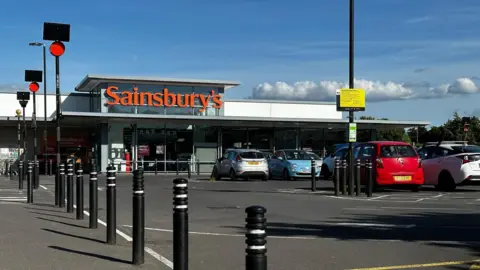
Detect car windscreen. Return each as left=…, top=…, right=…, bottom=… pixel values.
left=451, top=145, right=480, bottom=154
left=380, top=145, right=417, bottom=158
left=284, top=151, right=312, bottom=160
left=307, top=152, right=321, bottom=159
left=239, top=152, right=265, bottom=159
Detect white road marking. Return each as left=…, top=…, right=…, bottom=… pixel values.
left=39, top=185, right=48, bottom=190
left=97, top=187, right=104, bottom=191
left=40, top=184, right=174, bottom=269
left=335, top=222, right=416, bottom=228
left=368, top=195, right=390, bottom=201
left=0, top=196, right=27, bottom=199
left=343, top=208, right=384, bottom=211
left=381, top=206, right=467, bottom=211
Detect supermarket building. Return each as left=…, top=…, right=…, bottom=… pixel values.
left=0, top=75, right=429, bottom=173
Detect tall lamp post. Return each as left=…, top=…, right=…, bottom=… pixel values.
left=16, top=109, right=22, bottom=189
left=17, top=92, right=30, bottom=187
left=25, top=70, right=43, bottom=189
left=28, top=42, right=48, bottom=177
left=43, top=22, right=70, bottom=207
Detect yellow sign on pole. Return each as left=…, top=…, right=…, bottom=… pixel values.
left=337, top=88, right=366, bottom=111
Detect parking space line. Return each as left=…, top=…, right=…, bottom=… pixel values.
left=381, top=206, right=467, bottom=211
left=348, top=258, right=480, bottom=270
left=368, top=195, right=390, bottom=200
left=335, top=222, right=416, bottom=228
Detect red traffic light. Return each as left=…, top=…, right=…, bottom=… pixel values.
left=49, top=41, right=65, bottom=57
left=29, top=82, right=40, bottom=92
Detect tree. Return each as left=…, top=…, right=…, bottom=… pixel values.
left=359, top=116, right=410, bottom=142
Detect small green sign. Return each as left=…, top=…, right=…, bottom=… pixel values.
left=349, top=123, right=357, bottom=142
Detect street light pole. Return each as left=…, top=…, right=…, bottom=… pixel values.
left=347, top=0, right=355, bottom=195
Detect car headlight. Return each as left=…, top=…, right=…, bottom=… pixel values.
left=290, top=164, right=297, bottom=170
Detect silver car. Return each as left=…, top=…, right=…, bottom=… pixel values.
left=213, top=149, right=269, bottom=181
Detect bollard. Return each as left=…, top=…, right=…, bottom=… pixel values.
left=355, top=159, right=361, bottom=196
left=341, top=160, right=347, bottom=195
left=9, top=159, right=13, bottom=180
left=154, top=158, right=158, bottom=175
left=176, top=159, right=179, bottom=175
left=66, top=162, right=74, bottom=213
left=89, top=163, right=98, bottom=229
left=18, top=161, right=24, bottom=190
left=76, top=163, right=84, bottom=220
left=245, top=205, right=267, bottom=270
left=59, top=163, right=66, bottom=208
left=106, top=164, right=117, bottom=245
left=173, top=178, right=188, bottom=270
left=34, top=160, right=39, bottom=189
left=310, top=159, right=316, bottom=192
left=196, top=159, right=200, bottom=176
left=27, top=162, right=33, bottom=204
left=132, top=168, right=145, bottom=265
left=187, top=160, right=191, bottom=179
left=334, top=159, right=340, bottom=196
left=366, top=159, right=373, bottom=197
left=49, top=159, right=52, bottom=176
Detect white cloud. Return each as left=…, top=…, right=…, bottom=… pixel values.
left=252, top=77, right=480, bottom=102
left=406, top=16, right=434, bottom=24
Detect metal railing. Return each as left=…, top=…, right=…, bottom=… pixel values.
left=108, top=159, right=217, bottom=175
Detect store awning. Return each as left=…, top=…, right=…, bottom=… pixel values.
left=59, top=111, right=430, bottom=130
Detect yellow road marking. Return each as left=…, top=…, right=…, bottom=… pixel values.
left=348, top=259, right=480, bottom=270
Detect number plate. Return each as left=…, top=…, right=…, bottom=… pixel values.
left=394, top=176, right=412, bottom=181
left=248, top=162, right=259, bottom=165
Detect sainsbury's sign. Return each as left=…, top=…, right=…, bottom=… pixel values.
left=105, top=86, right=223, bottom=113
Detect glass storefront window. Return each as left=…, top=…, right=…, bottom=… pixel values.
left=275, top=129, right=296, bottom=149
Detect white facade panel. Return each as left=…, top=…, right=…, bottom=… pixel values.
left=0, top=93, right=90, bottom=118
left=223, top=101, right=342, bottom=120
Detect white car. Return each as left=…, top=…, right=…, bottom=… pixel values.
left=212, top=149, right=269, bottom=181
left=321, top=147, right=349, bottom=179
left=418, top=142, right=480, bottom=191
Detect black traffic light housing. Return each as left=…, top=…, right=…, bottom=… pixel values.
left=25, top=70, right=43, bottom=82
left=43, top=22, right=70, bottom=42
left=462, top=116, right=471, bottom=132
left=17, top=91, right=30, bottom=108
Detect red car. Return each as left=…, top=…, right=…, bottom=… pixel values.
left=355, top=141, right=424, bottom=191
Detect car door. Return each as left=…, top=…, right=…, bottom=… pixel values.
left=421, top=147, right=443, bottom=185
left=218, top=151, right=232, bottom=175
left=357, top=144, right=374, bottom=184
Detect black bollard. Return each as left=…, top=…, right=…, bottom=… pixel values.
left=341, top=160, right=348, bottom=195
left=176, top=159, right=179, bottom=175
left=76, top=163, right=84, bottom=220
left=196, top=159, right=200, bottom=176
left=49, top=159, right=52, bottom=176
left=106, top=164, right=117, bottom=245
left=173, top=178, right=188, bottom=270
left=34, top=160, right=39, bottom=189
left=310, top=159, right=316, bottom=192
left=132, top=168, right=145, bottom=265
left=18, top=161, right=23, bottom=190
left=66, top=162, right=74, bottom=213
left=9, top=159, right=13, bottom=180
left=366, top=159, right=373, bottom=197
left=89, top=163, right=98, bottom=229
left=187, top=160, right=191, bottom=179
left=59, top=163, right=66, bottom=208
left=245, top=205, right=267, bottom=270
left=355, top=159, right=361, bottom=196
left=154, top=158, right=158, bottom=175
left=334, top=159, right=340, bottom=196
left=27, top=162, right=33, bottom=203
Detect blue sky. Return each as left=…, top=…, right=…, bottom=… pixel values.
left=0, top=0, right=479, bottom=125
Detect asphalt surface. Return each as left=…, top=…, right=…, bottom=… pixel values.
left=7, top=174, right=480, bottom=269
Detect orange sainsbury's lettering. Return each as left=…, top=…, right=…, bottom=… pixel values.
left=105, top=86, right=223, bottom=112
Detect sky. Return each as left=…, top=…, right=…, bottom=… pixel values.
left=0, top=0, right=479, bottom=126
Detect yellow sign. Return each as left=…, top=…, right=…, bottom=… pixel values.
left=338, top=88, right=366, bottom=111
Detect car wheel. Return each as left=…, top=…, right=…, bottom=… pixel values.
left=282, top=169, right=291, bottom=181
left=321, top=164, right=330, bottom=180
left=262, top=174, right=268, bottom=181
left=229, top=169, right=237, bottom=181
left=438, top=171, right=456, bottom=192
left=213, top=167, right=221, bottom=180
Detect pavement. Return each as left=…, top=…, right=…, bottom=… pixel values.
left=2, top=174, right=480, bottom=269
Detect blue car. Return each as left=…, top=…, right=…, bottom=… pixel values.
left=268, top=149, right=321, bottom=180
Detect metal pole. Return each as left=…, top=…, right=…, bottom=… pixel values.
left=76, top=162, right=84, bottom=220
left=27, top=162, right=33, bottom=203
left=334, top=159, right=340, bottom=196
left=22, top=107, right=27, bottom=177
left=173, top=178, right=189, bottom=270
left=59, top=163, right=65, bottom=208
left=310, top=159, right=316, bottom=192
left=106, top=163, right=117, bottom=244
left=347, top=0, right=355, bottom=196
left=55, top=55, right=61, bottom=207
left=32, top=90, right=38, bottom=189
left=245, top=205, right=267, bottom=270
left=17, top=115, right=22, bottom=189
left=132, top=168, right=145, bottom=265
left=43, top=45, right=48, bottom=177
left=355, top=158, right=361, bottom=196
